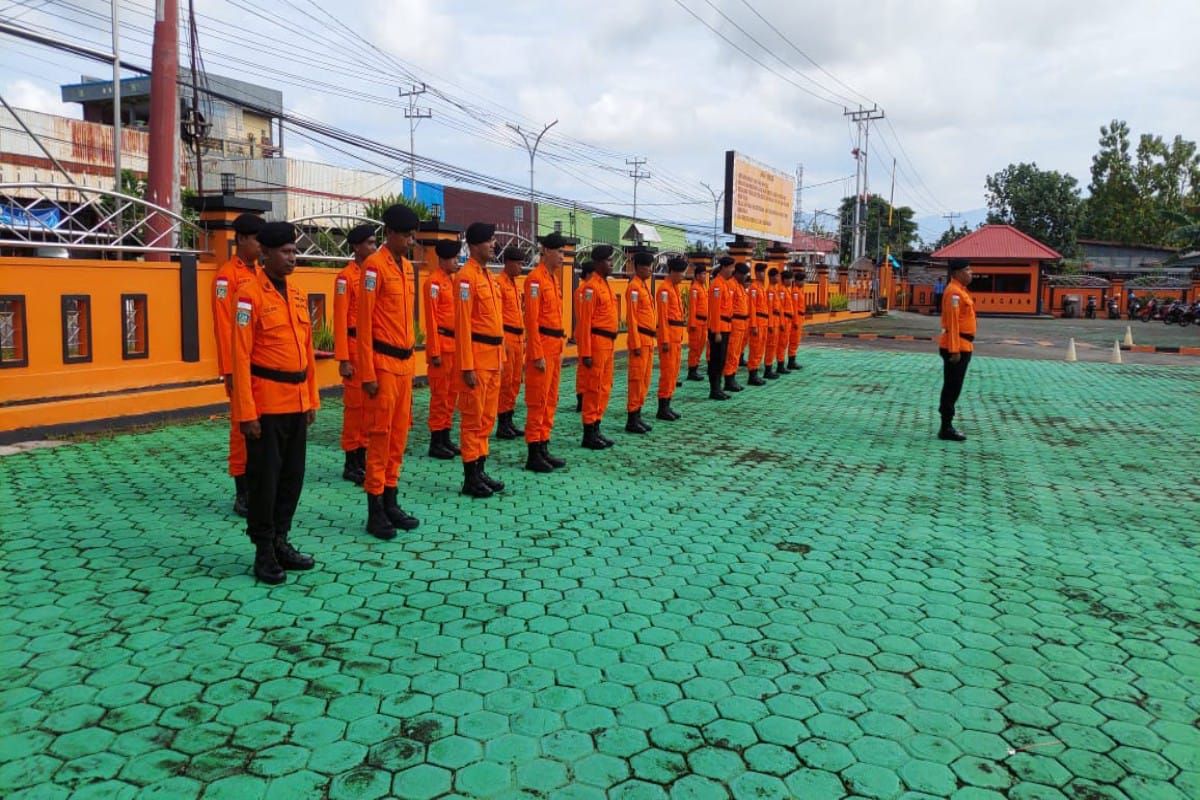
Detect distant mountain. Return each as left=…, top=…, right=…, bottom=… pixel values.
left=915, top=208, right=988, bottom=244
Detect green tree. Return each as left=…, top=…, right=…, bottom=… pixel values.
left=364, top=193, right=431, bottom=223
left=837, top=194, right=917, bottom=262
left=984, top=162, right=1081, bottom=256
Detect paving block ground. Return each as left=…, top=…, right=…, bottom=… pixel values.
left=1, top=347, right=1198, bottom=800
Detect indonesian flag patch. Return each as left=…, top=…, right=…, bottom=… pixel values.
left=236, top=300, right=252, bottom=327
left=215, top=278, right=228, bottom=299
left=631, top=290, right=638, bottom=303
left=336, top=277, right=347, bottom=295
left=584, top=287, right=593, bottom=301
left=660, top=290, right=668, bottom=303
left=460, top=281, right=470, bottom=301
left=430, top=283, right=440, bottom=299
left=364, top=269, right=378, bottom=292
left=530, top=282, right=539, bottom=299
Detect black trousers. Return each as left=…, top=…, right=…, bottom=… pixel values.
left=938, top=349, right=972, bottom=425
left=707, top=332, right=729, bottom=392
left=244, top=412, right=308, bottom=545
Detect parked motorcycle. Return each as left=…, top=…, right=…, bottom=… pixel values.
left=1107, top=297, right=1121, bottom=319
left=1138, top=298, right=1162, bottom=322
left=1085, top=296, right=1097, bottom=319
left=1176, top=302, right=1198, bottom=327
left=1163, top=300, right=1186, bottom=325
left=1127, top=298, right=1142, bottom=321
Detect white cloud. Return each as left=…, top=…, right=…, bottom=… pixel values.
left=3, top=79, right=76, bottom=117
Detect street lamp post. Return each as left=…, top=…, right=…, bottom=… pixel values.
left=701, top=181, right=724, bottom=254
left=507, top=120, right=558, bottom=245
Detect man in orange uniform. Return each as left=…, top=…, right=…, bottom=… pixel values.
left=230, top=222, right=317, bottom=585
left=747, top=263, right=769, bottom=386
left=496, top=246, right=526, bottom=440
left=777, top=269, right=795, bottom=375
left=624, top=250, right=657, bottom=434
left=573, top=259, right=594, bottom=413
left=423, top=238, right=462, bottom=460
left=578, top=244, right=619, bottom=448
left=938, top=259, right=976, bottom=442
left=764, top=268, right=783, bottom=380
left=358, top=204, right=421, bottom=539
left=212, top=212, right=262, bottom=517
left=333, top=224, right=375, bottom=485
left=707, top=257, right=735, bottom=400
left=524, top=232, right=569, bottom=473
left=722, top=263, right=751, bottom=394
left=787, top=266, right=806, bottom=371
left=455, top=223, right=507, bottom=498
left=655, top=256, right=687, bottom=420
left=686, top=261, right=709, bottom=381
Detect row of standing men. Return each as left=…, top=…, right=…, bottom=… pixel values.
left=212, top=205, right=807, bottom=583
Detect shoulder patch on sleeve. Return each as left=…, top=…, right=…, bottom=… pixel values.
left=584, top=287, right=593, bottom=301
left=951, top=295, right=960, bottom=307
left=364, top=269, right=377, bottom=292
left=335, top=277, right=347, bottom=295
left=530, top=282, right=539, bottom=299
left=630, top=289, right=638, bottom=303
left=660, top=290, right=669, bottom=303
left=713, top=287, right=720, bottom=296
left=430, top=283, right=439, bottom=299
left=215, top=278, right=228, bottom=299
left=236, top=299, right=252, bottom=327
left=460, top=281, right=470, bottom=301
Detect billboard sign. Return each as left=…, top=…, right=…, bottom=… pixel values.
left=722, top=151, right=796, bottom=244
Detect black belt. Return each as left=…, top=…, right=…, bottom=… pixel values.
left=720, top=315, right=732, bottom=322
left=669, top=320, right=686, bottom=328
left=471, top=332, right=502, bottom=346
left=538, top=326, right=565, bottom=338
left=347, top=326, right=356, bottom=338
left=592, top=329, right=618, bottom=340
left=437, top=326, right=455, bottom=338
left=961, top=333, right=975, bottom=342
left=250, top=364, right=306, bottom=384
left=755, top=312, right=769, bottom=319
left=637, top=326, right=656, bottom=337
left=694, top=315, right=707, bottom=321
left=503, top=325, right=524, bottom=336
left=733, top=313, right=749, bottom=320
left=373, top=339, right=413, bottom=359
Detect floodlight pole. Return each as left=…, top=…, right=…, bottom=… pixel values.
left=508, top=119, right=557, bottom=244
left=701, top=180, right=723, bottom=253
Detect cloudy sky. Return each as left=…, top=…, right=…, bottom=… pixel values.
left=3, top=0, right=1198, bottom=240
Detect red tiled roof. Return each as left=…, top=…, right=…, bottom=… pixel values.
left=792, top=231, right=839, bottom=252
left=931, top=224, right=1062, bottom=261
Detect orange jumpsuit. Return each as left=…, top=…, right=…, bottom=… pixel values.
left=524, top=262, right=565, bottom=444
left=723, top=280, right=750, bottom=377
left=577, top=273, right=618, bottom=425
left=790, top=284, right=806, bottom=356
left=213, top=255, right=257, bottom=476
left=454, top=258, right=504, bottom=463
left=574, top=278, right=590, bottom=398
left=625, top=275, right=657, bottom=413
left=687, top=275, right=709, bottom=368
left=778, top=283, right=795, bottom=364
left=747, top=281, right=769, bottom=371
left=423, top=267, right=458, bottom=433
left=708, top=275, right=732, bottom=337
left=231, top=273, right=319, bottom=423
left=768, top=285, right=784, bottom=365
left=656, top=281, right=685, bottom=399
left=939, top=280, right=977, bottom=353
left=357, top=246, right=416, bottom=496
left=498, top=272, right=525, bottom=414
left=334, top=261, right=366, bottom=453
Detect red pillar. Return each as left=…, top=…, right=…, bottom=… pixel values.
left=146, top=0, right=179, bottom=262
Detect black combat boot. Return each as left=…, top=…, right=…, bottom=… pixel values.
left=656, top=398, right=676, bottom=420
left=938, top=422, right=967, bottom=442
left=596, top=422, right=615, bottom=448
left=724, top=375, right=743, bottom=393
left=636, top=409, right=652, bottom=433
left=274, top=534, right=315, bottom=571
left=233, top=475, right=248, bottom=517
left=496, top=411, right=521, bottom=440
left=382, top=487, right=420, bottom=530
left=428, top=430, right=455, bottom=459
left=461, top=460, right=494, bottom=498
left=365, top=494, right=397, bottom=540
left=575, top=394, right=583, bottom=413
left=748, top=369, right=765, bottom=386
left=254, top=540, right=286, bottom=585
left=787, top=356, right=801, bottom=371
left=525, top=443, right=555, bottom=473
left=354, top=447, right=368, bottom=473
left=776, top=359, right=789, bottom=375
left=764, top=365, right=778, bottom=380
left=626, top=411, right=647, bottom=433
left=686, top=366, right=703, bottom=381
left=540, top=442, right=566, bottom=468
left=478, top=456, right=505, bottom=492
left=343, top=450, right=365, bottom=485
left=582, top=423, right=606, bottom=450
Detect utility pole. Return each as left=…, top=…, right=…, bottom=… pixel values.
left=398, top=83, right=431, bottom=201
left=843, top=105, right=885, bottom=263
left=627, top=157, right=650, bottom=245
left=146, top=0, right=179, bottom=261
left=507, top=119, right=557, bottom=244
left=110, top=0, right=121, bottom=193
left=700, top=180, right=723, bottom=254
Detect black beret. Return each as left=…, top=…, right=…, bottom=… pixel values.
left=502, top=246, right=526, bottom=262
left=768, top=268, right=779, bottom=277
left=632, top=250, right=654, bottom=268
left=948, top=259, right=971, bottom=272
left=754, top=263, right=767, bottom=272
left=232, top=213, right=262, bottom=236
left=539, top=231, right=568, bottom=250
left=734, top=263, right=750, bottom=275
left=434, top=239, right=461, bottom=260
left=381, top=204, right=420, bottom=233
left=465, top=222, right=496, bottom=245
left=667, top=257, right=688, bottom=273
left=781, top=270, right=792, bottom=280
left=346, top=224, right=375, bottom=245
left=590, top=244, right=614, bottom=261
left=718, top=256, right=735, bottom=267
left=579, top=260, right=594, bottom=276
left=257, top=221, right=296, bottom=248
